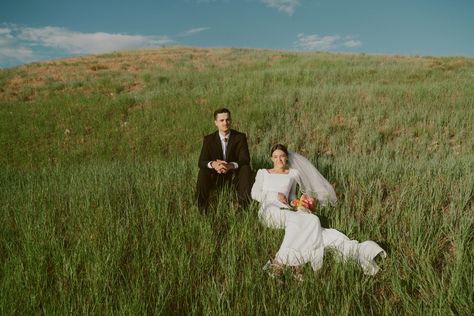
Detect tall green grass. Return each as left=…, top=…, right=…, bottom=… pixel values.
left=1, top=48, right=473, bottom=314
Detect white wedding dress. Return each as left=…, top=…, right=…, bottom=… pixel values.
left=251, top=168, right=386, bottom=275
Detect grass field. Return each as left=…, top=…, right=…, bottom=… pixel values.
left=1, top=47, right=473, bottom=314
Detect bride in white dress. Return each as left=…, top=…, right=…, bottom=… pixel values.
left=251, top=144, right=386, bottom=275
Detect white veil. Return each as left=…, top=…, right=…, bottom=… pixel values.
left=288, top=151, right=337, bottom=206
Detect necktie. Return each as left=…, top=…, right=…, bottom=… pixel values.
left=223, top=137, right=228, bottom=159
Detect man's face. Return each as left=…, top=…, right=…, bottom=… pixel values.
left=214, top=112, right=231, bottom=134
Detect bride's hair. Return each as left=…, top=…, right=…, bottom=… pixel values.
left=270, top=144, right=289, bottom=156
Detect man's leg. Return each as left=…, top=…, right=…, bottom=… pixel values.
left=235, top=164, right=252, bottom=208
left=196, top=168, right=214, bottom=212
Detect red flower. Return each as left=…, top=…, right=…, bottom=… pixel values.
left=290, top=194, right=316, bottom=211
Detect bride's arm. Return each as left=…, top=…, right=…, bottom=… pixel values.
left=289, top=169, right=302, bottom=202
left=289, top=183, right=297, bottom=203
left=251, top=169, right=265, bottom=202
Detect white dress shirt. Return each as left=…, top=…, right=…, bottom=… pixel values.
left=207, top=131, right=239, bottom=170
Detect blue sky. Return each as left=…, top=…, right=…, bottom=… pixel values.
left=1, top=0, right=473, bottom=68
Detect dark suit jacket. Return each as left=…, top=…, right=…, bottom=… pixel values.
left=198, top=129, right=250, bottom=170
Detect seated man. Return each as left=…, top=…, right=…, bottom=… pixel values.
left=196, top=108, right=252, bottom=212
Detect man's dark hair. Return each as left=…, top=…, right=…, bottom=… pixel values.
left=214, top=108, right=231, bottom=120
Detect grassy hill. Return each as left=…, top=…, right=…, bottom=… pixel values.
left=1, top=47, right=473, bottom=314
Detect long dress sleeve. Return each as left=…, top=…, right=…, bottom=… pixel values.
left=288, top=169, right=302, bottom=202
left=288, top=182, right=297, bottom=203
left=251, top=169, right=265, bottom=202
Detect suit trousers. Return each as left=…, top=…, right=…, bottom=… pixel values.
left=196, top=165, right=252, bottom=211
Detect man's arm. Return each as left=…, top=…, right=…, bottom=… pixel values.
left=198, top=136, right=212, bottom=169
left=219, top=133, right=250, bottom=173
left=235, top=133, right=250, bottom=167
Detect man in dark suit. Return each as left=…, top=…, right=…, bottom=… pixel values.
left=196, top=108, right=252, bottom=211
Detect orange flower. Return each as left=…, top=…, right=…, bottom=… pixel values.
left=291, top=195, right=316, bottom=211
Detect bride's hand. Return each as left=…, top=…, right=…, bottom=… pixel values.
left=277, top=192, right=288, bottom=204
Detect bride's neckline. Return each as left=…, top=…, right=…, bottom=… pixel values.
left=266, top=169, right=290, bottom=175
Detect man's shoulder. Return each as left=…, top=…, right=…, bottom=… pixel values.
left=230, top=129, right=246, bottom=138
left=203, top=131, right=218, bottom=140
left=202, top=129, right=247, bottom=141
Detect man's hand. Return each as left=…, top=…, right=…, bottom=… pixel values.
left=219, top=162, right=235, bottom=174
left=211, top=160, right=234, bottom=174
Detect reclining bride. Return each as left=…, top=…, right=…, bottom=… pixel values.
left=251, top=144, right=386, bottom=275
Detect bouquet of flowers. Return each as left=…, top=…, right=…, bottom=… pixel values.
left=290, top=194, right=316, bottom=213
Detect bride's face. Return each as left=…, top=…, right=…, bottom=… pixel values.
left=271, top=149, right=288, bottom=169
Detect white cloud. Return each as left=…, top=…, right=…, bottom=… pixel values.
left=0, top=28, right=12, bottom=36
left=295, top=33, right=362, bottom=51
left=262, top=0, right=300, bottom=15
left=343, top=39, right=362, bottom=48
left=295, top=33, right=340, bottom=50
left=0, top=27, right=35, bottom=65
left=0, top=45, right=35, bottom=62
left=18, top=26, right=172, bottom=54
left=194, top=0, right=300, bottom=15
left=0, top=24, right=173, bottom=67
left=179, top=27, right=210, bottom=37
